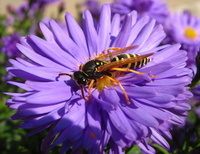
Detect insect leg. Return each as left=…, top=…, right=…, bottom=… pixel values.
left=111, top=68, right=156, bottom=78
left=79, top=85, right=89, bottom=101
left=87, top=79, right=95, bottom=102
left=58, top=73, right=90, bottom=101
left=105, top=75, right=131, bottom=104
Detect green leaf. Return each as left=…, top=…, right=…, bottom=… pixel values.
left=127, top=145, right=141, bottom=154
left=153, top=144, right=169, bottom=154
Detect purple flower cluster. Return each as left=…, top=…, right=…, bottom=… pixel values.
left=15, top=0, right=60, bottom=20
left=1, top=0, right=62, bottom=58
left=6, top=4, right=192, bottom=153
left=1, top=33, right=21, bottom=57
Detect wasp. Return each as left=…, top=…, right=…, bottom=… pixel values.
left=59, top=45, right=154, bottom=104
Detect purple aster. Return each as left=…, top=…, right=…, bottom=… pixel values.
left=164, top=11, right=200, bottom=75
left=111, top=0, right=169, bottom=25
left=82, top=0, right=101, bottom=19
left=1, top=32, right=21, bottom=57
left=6, top=4, right=192, bottom=153
left=15, top=1, right=32, bottom=20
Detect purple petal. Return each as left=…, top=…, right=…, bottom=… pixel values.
left=112, top=13, right=132, bottom=47
left=82, top=9, right=98, bottom=57
left=120, top=103, right=159, bottom=128
left=97, top=4, right=111, bottom=53
left=39, top=22, right=56, bottom=43
left=53, top=100, right=86, bottom=132
left=17, top=43, right=68, bottom=70
left=65, top=12, right=88, bottom=58
left=29, top=34, right=78, bottom=69
left=108, top=107, right=136, bottom=140
left=150, top=128, right=170, bottom=150
left=8, top=81, right=32, bottom=91
left=87, top=102, right=102, bottom=139
left=26, top=86, right=71, bottom=104
left=111, top=14, right=121, bottom=38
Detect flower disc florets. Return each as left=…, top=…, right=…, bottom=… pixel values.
left=6, top=4, right=192, bottom=154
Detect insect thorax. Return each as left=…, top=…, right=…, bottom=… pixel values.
left=82, top=60, right=108, bottom=79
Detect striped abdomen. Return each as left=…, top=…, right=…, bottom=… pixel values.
left=111, top=53, right=152, bottom=69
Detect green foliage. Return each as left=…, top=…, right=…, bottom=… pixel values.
left=0, top=1, right=64, bottom=153
left=0, top=15, right=6, bottom=38
left=127, top=145, right=141, bottom=154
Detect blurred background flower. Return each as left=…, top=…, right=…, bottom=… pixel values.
left=1, top=32, right=21, bottom=58
left=164, top=11, right=200, bottom=76
left=111, top=0, right=170, bottom=24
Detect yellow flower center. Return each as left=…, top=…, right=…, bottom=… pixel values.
left=95, top=75, right=115, bottom=91
left=184, top=27, right=198, bottom=40
left=95, top=72, right=124, bottom=91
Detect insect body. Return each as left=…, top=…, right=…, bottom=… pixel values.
left=111, top=53, right=152, bottom=69
left=59, top=45, right=154, bottom=104
left=59, top=59, right=112, bottom=101
left=81, top=60, right=111, bottom=79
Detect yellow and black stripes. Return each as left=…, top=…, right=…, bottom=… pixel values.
left=111, top=53, right=152, bottom=69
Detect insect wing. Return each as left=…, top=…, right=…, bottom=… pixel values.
left=95, top=45, right=138, bottom=60
left=98, top=52, right=154, bottom=71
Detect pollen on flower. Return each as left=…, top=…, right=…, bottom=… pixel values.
left=89, top=132, right=96, bottom=139
left=184, top=27, right=198, bottom=40
left=95, top=75, right=115, bottom=91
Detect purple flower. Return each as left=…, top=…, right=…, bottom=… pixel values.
left=31, top=0, right=61, bottom=9
left=15, top=0, right=60, bottom=20
left=3, top=15, right=15, bottom=27
left=6, top=4, right=15, bottom=13
left=111, top=0, right=169, bottom=25
left=191, top=84, right=200, bottom=101
left=38, top=0, right=60, bottom=3
left=82, top=0, right=101, bottom=18
left=1, top=32, right=21, bottom=57
left=6, top=5, right=192, bottom=153
left=15, top=2, right=31, bottom=20
left=164, top=11, right=200, bottom=75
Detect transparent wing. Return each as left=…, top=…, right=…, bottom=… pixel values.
left=98, top=52, right=154, bottom=71
left=95, top=45, right=138, bottom=60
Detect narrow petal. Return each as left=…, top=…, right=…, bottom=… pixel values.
left=112, top=13, right=132, bottom=47
left=26, top=86, right=71, bottom=104
left=82, top=9, right=98, bottom=57
left=97, top=4, right=111, bottom=53
left=65, top=12, right=88, bottom=57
